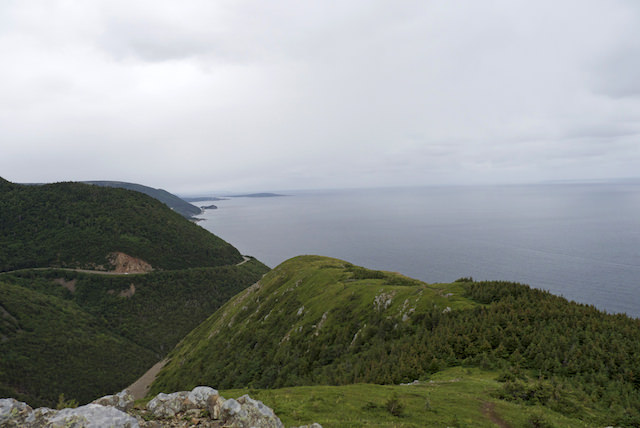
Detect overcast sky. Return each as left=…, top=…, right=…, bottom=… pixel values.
left=1, top=0, right=639, bottom=193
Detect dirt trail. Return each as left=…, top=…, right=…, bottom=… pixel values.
left=482, top=402, right=512, bottom=428
left=236, top=255, right=251, bottom=266
left=126, top=359, right=168, bottom=400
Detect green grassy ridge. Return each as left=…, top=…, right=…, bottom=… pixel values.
left=0, top=179, right=242, bottom=272
left=151, top=255, right=640, bottom=426
left=150, top=255, right=475, bottom=391
left=221, top=367, right=589, bottom=428
left=0, top=281, right=155, bottom=407
left=0, top=260, right=268, bottom=407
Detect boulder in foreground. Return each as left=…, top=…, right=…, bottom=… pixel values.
left=0, top=386, right=319, bottom=428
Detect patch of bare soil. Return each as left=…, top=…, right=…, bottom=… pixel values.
left=108, top=283, right=136, bottom=298
left=54, top=278, right=77, bottom=293
left=118, top=283, right=136, bottom=298
left=482, top=402, right=512, bottom=428
left=108, top=252, right=153, bottom=273
left=127, top=359, right=168, bottom=400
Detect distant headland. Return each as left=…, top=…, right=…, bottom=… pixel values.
left=228, top=193, right=287, bottom=198
left=183, top=193, right=287, bottom=201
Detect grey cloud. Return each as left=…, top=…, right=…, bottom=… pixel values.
left=587, top=1, right=640, bottom=98
left=592, top=46, right=640, bottom=99
left=1, top=0, right=640, bottom=191
left=562, top=125, right=640, bottom=141
left=98, top=21, right=215, bottom=62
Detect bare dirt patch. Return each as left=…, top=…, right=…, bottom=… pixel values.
left=54, top=278, right=77, bottom=293
left=118, top=283, right=136, bottom=298
left=126, top=359, right=168, bottom=399
left=108, top=283, right=136, bottom=298
left=108, top=252, right=153, bottom=274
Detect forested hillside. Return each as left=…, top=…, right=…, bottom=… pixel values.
left=0, top=178, right=241, bottom=271
left=152, top=255, right=640, bottom=427
left=0, top=280, right=155, bottom=406
left=0, top=177, right=270, bottom=407
left=84, top=180, right=202, bottom=219
left=0, top=261, right=267, bottom=407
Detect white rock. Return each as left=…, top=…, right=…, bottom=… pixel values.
left=0, top=398, right=33, bottom=426
left=221, top=398, right=243, bottom=417
left=92, top=389, right=135, bottom=411
left=24, top=406, right=58, bottom=426
left=188, top=386, right=218, bottom=408
left=221, top=395, right=284, bottom=428
left=48, top=403, right=138, bottom=428
left=238, top=394, right=276, bottom=418
left=147, top=391, right=189, bottom=418
left=0, top=398, right=31, bottom=417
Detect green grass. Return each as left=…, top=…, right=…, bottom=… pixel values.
left=151, top=255, right=640, bottom=426
left=220, top=367, right=589, bottom=428
left=150, top=255, right=477, bottom=393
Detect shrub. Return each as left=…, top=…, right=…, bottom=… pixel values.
left=385, top=393, right=405, bottom=417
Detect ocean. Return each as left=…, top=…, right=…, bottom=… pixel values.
left=196, top=184, right=640, bottom=318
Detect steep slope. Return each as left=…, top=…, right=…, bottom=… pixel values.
left=0, top=260, right=268, bottom=407
left=0, top=176, right=15, bottom=191
left=0, top=177, right=270, bottom=407
left=3, top=259, right=267, bottom=355
left=84, top=181, right=202, bottom=219
left=150, top=255, right=478, bottom=392
left=0, top=178, right=242, bottom=272
left=0, top=281, right=154, bottom=407
left=151, top=255, right=640, bottom=426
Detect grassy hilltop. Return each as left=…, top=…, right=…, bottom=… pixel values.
left=0, top=178, right=269, bottom=406
left=152, top=255, right=640, bottom=427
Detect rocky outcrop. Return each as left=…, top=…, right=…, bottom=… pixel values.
left=48, top=404, right=139, bottom=427
left=0, top=398, right=33, bottom=427
left=92, top=389, right=135, bottom=412
left=1, top=386, right=322, bottom=428
left=220, top=395, right=284, bottom=428
left=108, top=252, right=153, bottom=273
left=0, top=398, right=138, bottom=428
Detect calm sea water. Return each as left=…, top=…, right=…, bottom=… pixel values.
left=197, top=184, right=640, bottom=318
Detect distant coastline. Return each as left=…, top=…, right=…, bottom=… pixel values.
left=228, top=193, right=287, bottom=198
left=183, top=196, right=229, bottom=202
left=183, top=193, right=287, bottom=202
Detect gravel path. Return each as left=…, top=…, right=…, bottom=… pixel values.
left=126, top=359, right=168, bottom=400
left=482, top=402, right=512, bottom=428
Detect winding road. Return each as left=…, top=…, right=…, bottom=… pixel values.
left=0, top=255, right=254, bottom=276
